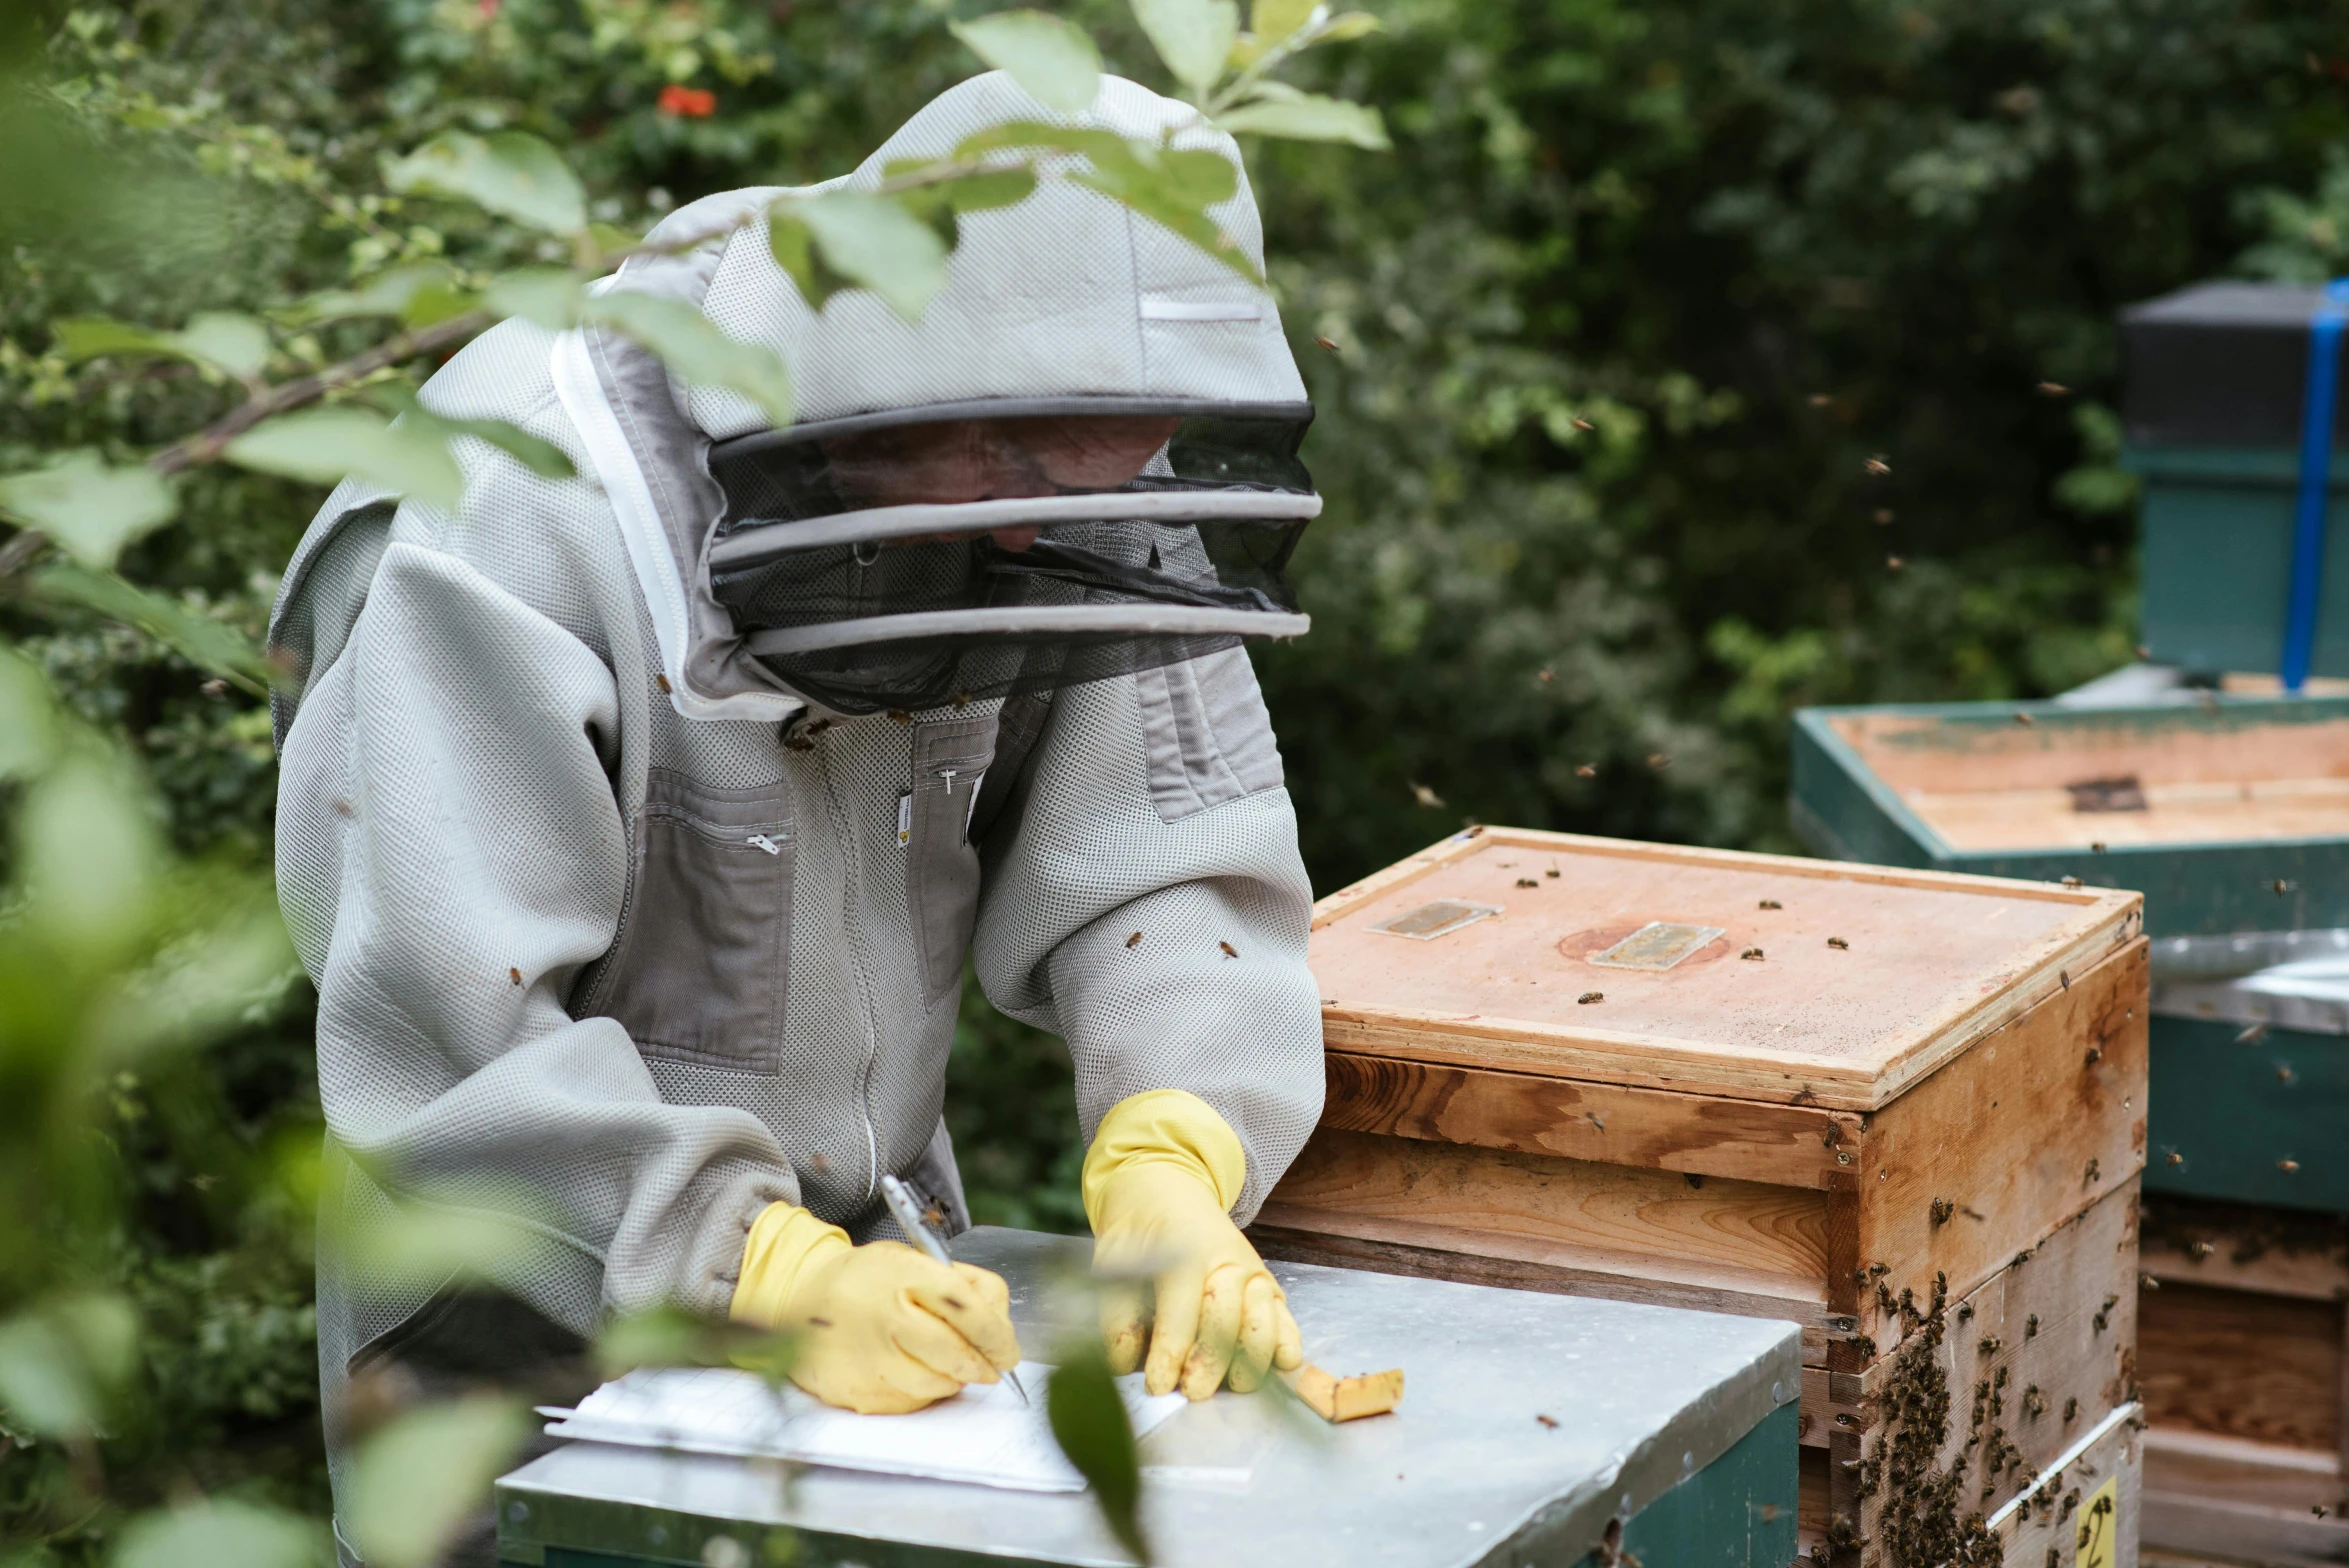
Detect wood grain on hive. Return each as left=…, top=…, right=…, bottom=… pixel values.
left=1253, top=827, right=2151, bottom=1568
left=2135, top=1198, right=2349, bottom=1568
left=1821, top=707, right=2349, bottom=853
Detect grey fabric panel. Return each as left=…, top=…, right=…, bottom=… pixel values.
left=268, top=497, right=396, bottom=747
left=972, top=671, right=1322, bottom=1223
left=908, top=715, right=999, bottom=1004
left=585, top=769, right=794, bottom=1072
left=587, top=191, right=808, bottom=714
left=971, top=692, right=1052, bottom=847
left=281, top=539, right=797, bottom=1330
left=907, top=1117, right=973, bottom=1238
left=1132, top=645, right=1286, bottom=823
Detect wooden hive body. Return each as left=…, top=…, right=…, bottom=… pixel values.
left=1254, top=827, right=2149, bottom=1568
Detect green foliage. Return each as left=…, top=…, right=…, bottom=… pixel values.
left=3, top=0, right=2345, bottom=1560
left=1044, top=1339, right=1148, bottom=1563
left=0, top=1, right=1383, bottom=1558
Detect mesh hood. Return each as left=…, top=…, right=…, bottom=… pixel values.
left=556, top=71, right=1314, bottom=723
left=688, top=72, right=1308, bottom=438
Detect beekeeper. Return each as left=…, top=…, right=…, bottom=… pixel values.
left=270, top=69, right=1326, bottom=1561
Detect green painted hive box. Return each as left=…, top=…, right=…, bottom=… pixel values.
left=2123, top=281, right=2349, bottom=678
left=1792, top=695, right=2349, bottom=1212
left=2142, top=959, right=2349, bottom=1213
left=1789, top=695, right=2349, bottom=940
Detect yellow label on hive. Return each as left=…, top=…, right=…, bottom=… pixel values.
left=2074, top=1475, right=2119, bottom=1568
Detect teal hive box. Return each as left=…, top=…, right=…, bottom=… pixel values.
left=1792, top=695, right=2349, bottom=1212
left=2141, top=961, right=2348, bottom=1214
left=2131, top=448, right=2349, bottom=677
left=1789, top=695, right=2349, bottom=939
left=2123, top=281, right=2349, bottom=678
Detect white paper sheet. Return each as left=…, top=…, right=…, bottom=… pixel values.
left=539, top=1363, right=1184, bottom=1493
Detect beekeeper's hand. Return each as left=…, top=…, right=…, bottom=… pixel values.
left=1087, top=1089, right=1305, bottom=1399
left=731, top=1202, right=1021, bottom=1413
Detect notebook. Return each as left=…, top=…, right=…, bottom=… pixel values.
left=540, top=1363, right=1185, bottom=1493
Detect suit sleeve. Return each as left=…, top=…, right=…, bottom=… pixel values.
left=276, top=540, right=795, bottom=1331
left=969, top=648, right=1324, bottom=1222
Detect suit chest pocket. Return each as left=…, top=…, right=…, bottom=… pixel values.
left=906, top=717, right=997, bottom=1006
left=591, top=768, right=793, bottom=1072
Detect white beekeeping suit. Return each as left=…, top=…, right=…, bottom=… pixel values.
left=271, top=71, right=1324, bottom=1566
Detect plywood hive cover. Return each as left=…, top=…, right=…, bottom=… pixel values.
left=1823, top=704, right=2349, bottom=853
left=1311, top=828, right=2140, bottom=1112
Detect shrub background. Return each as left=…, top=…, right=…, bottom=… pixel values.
left=4, top=0, right=2345, bottom=1546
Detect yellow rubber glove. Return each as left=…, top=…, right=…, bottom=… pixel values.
left=730, top=1201, right=1022, bottom=1414
left=1085, top=1089, right=1304, bottom=1400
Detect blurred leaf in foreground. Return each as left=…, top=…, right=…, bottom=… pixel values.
left=796, top=192, right=951, bottom=322
left=1216, top=92, right=1389, bottom=149
left=1132, top=0, right=1241, bottom=98
left=15, top=753, right=160, bottom=956
left=0, top=450, right=177, bottom=569
left=0, top=644, right=59, bottom=778
left=343, top=1394, right=529, bottom=1568
left=0, top=1292, right=137, bottom=1439
left=1046, top=1336, right=1149, bottom=1564
left=385, top=130, right=588, bottom=237
left=370, top=388, right=575, bottom=481
left=112, top=1497, right=323, bottom=1568
left=224, top=408, right=465, bottom=512
left=585, top=292, right=794, bottom=427
left=53, top=311, right=273, bottom=380
left=29, top=561, right=276, bottom=694
left=951, top=10, right=1103, bottom=113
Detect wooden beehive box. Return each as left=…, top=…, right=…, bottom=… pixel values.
left=1253, top=827, right=2151, bottom=1568
left=1790, top=696, right=2349, bottom=939
left=2133, top=1196, right=2349, bottom=1567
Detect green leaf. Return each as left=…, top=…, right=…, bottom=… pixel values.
left=172, top=312, right=273, bottom=379
left=485, top=267, right=587, bottom=329
left=30, top=561, right=276, bottom=696
left=955, top=120, right=1136, bottom=166
left=52, top=312, right=273, bottom=378
left=385, top=130, right=588, bottom=236
left=0, top=450, right=177, bottom=569
left=0, top=1314, right=99, bottom=1438
left=0, top=647, right=58, bottom=780
left=938, top=166, right=1042, bottom=214
left=14, top=753, right=159, bottom=957
left=1316, top=10, right=1381, bottom=40
left=52, top=315, right=178, bottom=362
left=798, top=191, right=952, bottom=321
left=89, top=896, right=298, bottom=1067
left=768, top=213, right=857, bottom=313
left=585, top=291, right=793, bottom=427
left=1071, top=156, right=1254, bottom=281
left=113, top=1500, right=321, bottom=1568
left=1132, top=0, right=1241, bottom=94
left=369, top=388, right=576, bottom=481
left=291, top=263, right=464, bottom=325
left=953, top=122, right=1255, bottom=279
left=225, top=408, right=465, bottom=511
left=1250, top=0, right=1320, bottom=43
left=344, top=1396, right=529, bottom=1568
left=1047, top=1341, right=1150, bottom=1564
left=1215, top=93, right=1390, bottom=149
left=439, top=417, right=574, bottom=479
left=950, top=10, right=1103, bottom=114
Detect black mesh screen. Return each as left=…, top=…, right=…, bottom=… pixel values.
left=709, top=517, right=1304, bottom=714
left=710, top=408, right=1314, bottom=528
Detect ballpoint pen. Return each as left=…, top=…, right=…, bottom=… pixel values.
left=878, top=1173, right=1031, bottom=1407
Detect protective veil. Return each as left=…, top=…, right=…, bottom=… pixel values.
left=269, top=72, right=1325, bottom=1567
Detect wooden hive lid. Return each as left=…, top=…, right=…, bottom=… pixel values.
left=1820, top=699, right=2349, bottom=853
left=1311, top=827, right=2141, bottom=1112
